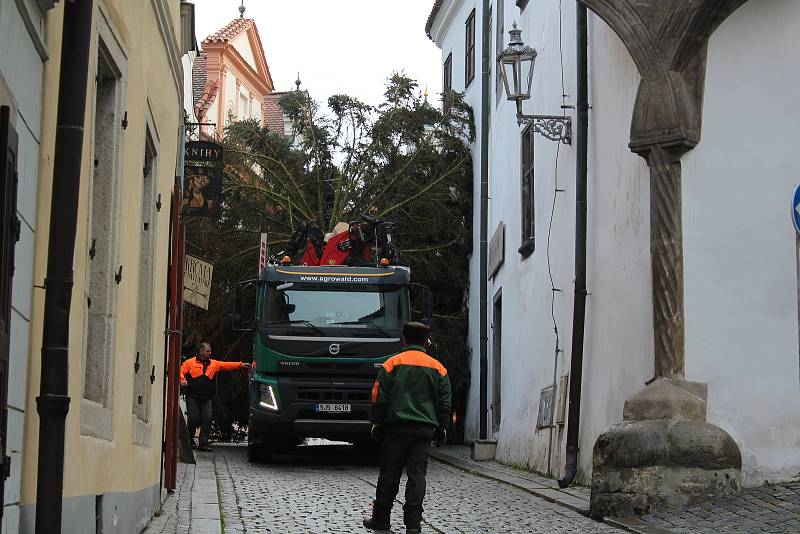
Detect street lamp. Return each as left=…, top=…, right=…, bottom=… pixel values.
left=498, top=23, right=572, bottom=144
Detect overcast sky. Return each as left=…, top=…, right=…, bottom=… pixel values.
left=192, top=0, right=443, bottom=108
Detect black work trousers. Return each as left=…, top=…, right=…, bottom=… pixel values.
left=186, top=396, right=213, bottom=446
left=374, top=423, right=435, bottom=528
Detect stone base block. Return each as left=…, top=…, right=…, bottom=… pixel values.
left=471, top=439, right=497, bottom=461
left=590, top=419, right=741, bottom=519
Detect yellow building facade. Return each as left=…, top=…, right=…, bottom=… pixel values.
left=17, top=1, right=189, bottom=531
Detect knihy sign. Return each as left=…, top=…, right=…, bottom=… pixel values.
left=184, top=140, right=224, bottom=218
left=184, top=254, right=214, bottom=310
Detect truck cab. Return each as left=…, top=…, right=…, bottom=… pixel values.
left=237, top=264, right=422, bottom=461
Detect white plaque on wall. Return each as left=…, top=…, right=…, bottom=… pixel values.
left=488, top=221, right=505, bottom=279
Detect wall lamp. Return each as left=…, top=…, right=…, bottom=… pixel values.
left=498, top=23, right=572, bottom=144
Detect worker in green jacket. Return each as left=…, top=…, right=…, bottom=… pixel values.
left=363, top=321, right=452, bottom=534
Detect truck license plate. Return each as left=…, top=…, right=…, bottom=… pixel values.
left=316, top=403, right=351, bottom=413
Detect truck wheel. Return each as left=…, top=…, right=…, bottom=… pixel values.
left=247, top=442, right=273, bottom=463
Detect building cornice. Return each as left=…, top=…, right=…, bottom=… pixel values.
left=427, top=0, right=466, bottom=47
left=425, top=0, right=444, bottom=39
left=150, top=0, right=183, bottom=101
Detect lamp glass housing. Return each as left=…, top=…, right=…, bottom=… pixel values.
left=497, top=23, right=537, bottom=102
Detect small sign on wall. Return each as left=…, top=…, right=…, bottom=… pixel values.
left=488, top=221, right=505, bottom=279
left=537, top=385, right=555, bottom=429
left=184, top=254, right=214, bottom=310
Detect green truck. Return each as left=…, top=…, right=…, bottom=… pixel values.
left=234, top=263, right=429, bottom=462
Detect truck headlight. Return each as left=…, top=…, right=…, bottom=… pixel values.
left=259, top=383, right=278, bottom=411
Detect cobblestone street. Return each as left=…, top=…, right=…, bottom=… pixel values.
left=146, top=443, right=619, bottom=534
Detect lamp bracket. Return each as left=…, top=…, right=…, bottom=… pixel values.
left=517, top=112, right=572, bottom=145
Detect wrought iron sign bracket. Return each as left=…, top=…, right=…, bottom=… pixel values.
left=516, top=100, right=571, bottom=144
left=516, top=113, right=572, bottom=144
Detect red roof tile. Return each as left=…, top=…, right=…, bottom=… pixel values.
left=263, top=92, right=289, bottom=135
left=202, top=18, right=254, bottom=45
left=194, top=82, right=219, bottom=122
left=192, top=54, right=207, bottom=110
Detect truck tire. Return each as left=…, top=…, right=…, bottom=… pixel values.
left=247, top=442, right=273, bottom=463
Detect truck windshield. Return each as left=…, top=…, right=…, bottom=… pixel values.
left=261, top=283, right=408, bottom=335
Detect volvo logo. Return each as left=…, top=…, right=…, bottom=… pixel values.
left=328, top=343, right=341, bottom=355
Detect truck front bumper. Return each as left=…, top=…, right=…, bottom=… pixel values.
left=249, top=404, right=372, bottom=441
left=249, top=375, right=375, bottom=441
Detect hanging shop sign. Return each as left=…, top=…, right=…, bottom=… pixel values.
left=184, top=140, right=224, bottom=218
left=184, top=254, right=214, bottom=310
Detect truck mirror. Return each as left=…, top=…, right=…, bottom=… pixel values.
left=232, top=279, right=259, bottom=332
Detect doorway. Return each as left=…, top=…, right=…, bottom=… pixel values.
left=492, top=290, right=502, bottom=435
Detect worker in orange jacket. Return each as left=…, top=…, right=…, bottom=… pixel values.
left=180, top=342, right=250, bottom=451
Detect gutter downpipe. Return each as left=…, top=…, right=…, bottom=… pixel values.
left=35, top=1, right=95, bottom=532
left=558, top=0, right=588, bottom=488
left=479, top=0, right=491, bottom=439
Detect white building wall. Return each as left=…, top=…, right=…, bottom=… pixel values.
left=231, top=33, right=257, bottom=72
left=0, top=0, right=47, bottom=530
left=486, top=2, right=653, bottom=481
left=578, top=14, right=653, bottom=480
left=682, top=0, right=800, bottom=486
left=488, top=0, right=579, bottom=474
left=433, top=0, right=800, bottom=486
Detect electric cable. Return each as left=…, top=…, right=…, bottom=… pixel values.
left=545, top=0, right=568, bottom=477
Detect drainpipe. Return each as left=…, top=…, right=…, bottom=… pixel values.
left=35, top=1, right=95, bottom=532
left=558, top=0, right=588, bottom=488
left=479, top=0, right=491, bottom=440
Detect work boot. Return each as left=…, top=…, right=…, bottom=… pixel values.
left=363, top=500, right=391, bottom=531
left=403, top=504, right=422, bottom=534
left=198, top=444, right=213, bottom=452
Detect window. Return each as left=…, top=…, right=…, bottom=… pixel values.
left=239, top=91, right=248, bottom=120
left=132, top=124, right=158, bottom=433
left=519, top=123, right=535, bottom=257
left=0, top=106, right=18, bottom=479
left=262, top=284, right=409, bottom=335
left=465, top=9, right=476, bottom=87
left=443, top=53, right=452, bottom=93
left=496, top=0, right=505, bottom=100
left=83, top=35, right=126, bottom=439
